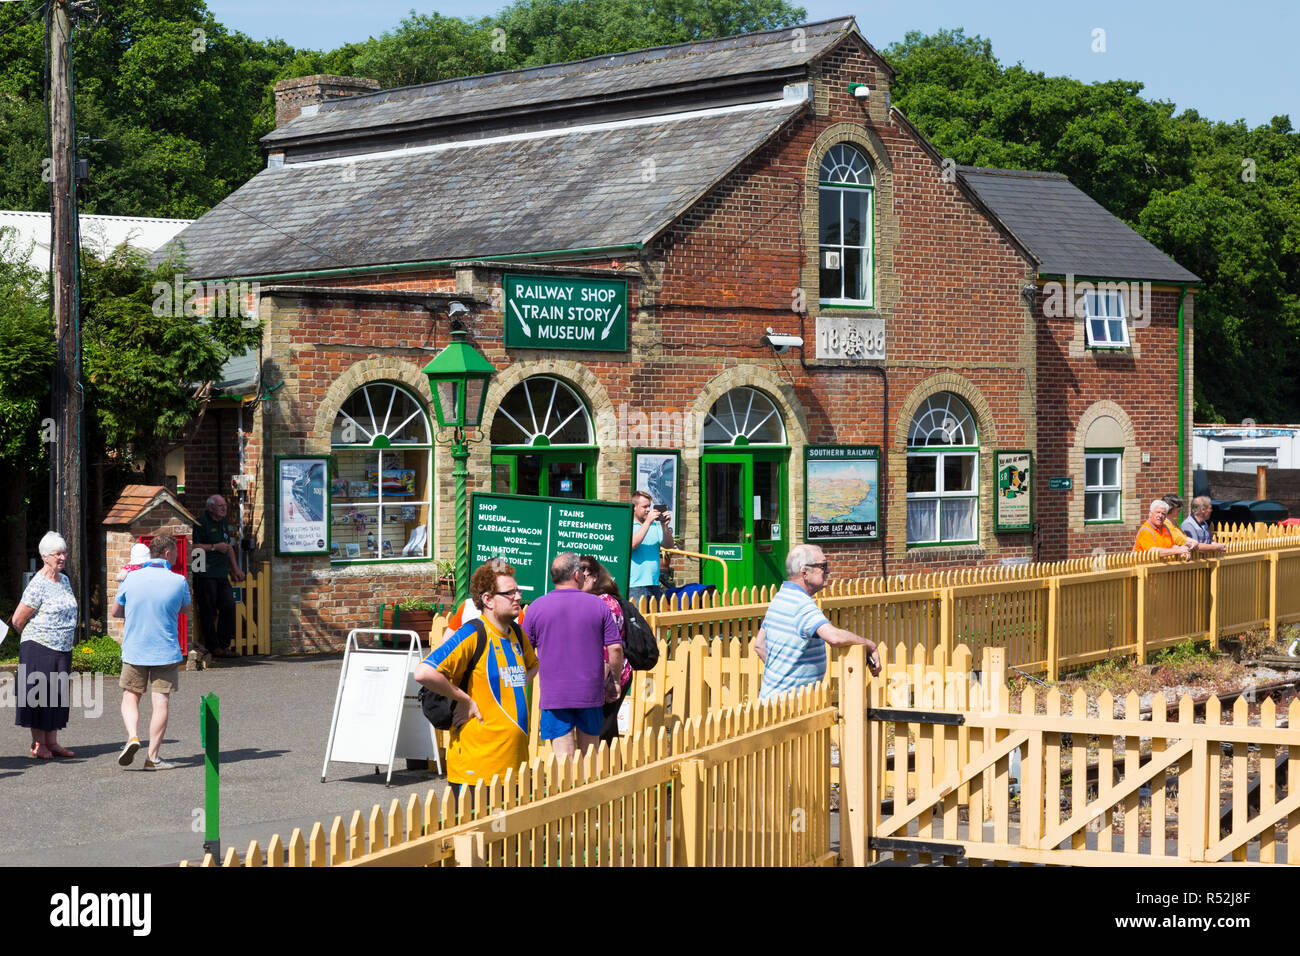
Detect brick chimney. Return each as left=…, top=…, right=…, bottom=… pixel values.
left=274, top=74, right=380, bottom=127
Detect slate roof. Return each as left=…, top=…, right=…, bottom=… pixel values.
left=957, top=166, right=1200, bottom=283
left=163, top=100, right=808, bottom=279
left=262, top=17, right=857, bottom=147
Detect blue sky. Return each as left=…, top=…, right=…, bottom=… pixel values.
left=206, top=0, right=1295, bottom=128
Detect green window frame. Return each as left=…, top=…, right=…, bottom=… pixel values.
left=490, top=376, right=598, bottom=500
left=818, top=144, right=874, bottom=308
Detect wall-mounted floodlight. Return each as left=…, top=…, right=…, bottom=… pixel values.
left=849, top=83, right=870, bottom=100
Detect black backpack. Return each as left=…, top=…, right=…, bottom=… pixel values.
left=418, top=619, right=490, bottom=731
left=617, top=597, right=659, bottom=671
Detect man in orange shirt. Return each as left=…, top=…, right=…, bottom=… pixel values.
left=1133, top=499, right=1192, bottom=558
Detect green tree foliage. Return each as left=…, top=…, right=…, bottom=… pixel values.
left=79, top=245, right=263, bottom=479
left=886, top=30, right=1300, bottom=423
left=0, top=226, right=53, bottom=464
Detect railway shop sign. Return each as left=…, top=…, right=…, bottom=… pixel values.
left=504, top=274, right=628, bottom=351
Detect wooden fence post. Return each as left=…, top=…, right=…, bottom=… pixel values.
left=452, top=832, right=485, bottom=867
left=674, top=758, right=706, bottom=866
left=1207, top=558, right=1219, bottom=651
left=1268, top=550, right=1279, bottom=641
left=1134, top=566, right=1147, bottom=664
left=838, top=643, right=869, bottom=866
left=1045, top=578, right=1059, bottom=682
left=938, top=587, right=954, bottom=661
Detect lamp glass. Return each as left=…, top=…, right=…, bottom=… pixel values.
left=434, top=379, right=460, bottom=429
left=464, top=377, right=490, bottom=428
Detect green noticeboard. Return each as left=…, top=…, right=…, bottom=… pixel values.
left=469, top=493, right=632, bottom=601
left=504, top=273, right=628, bottom=351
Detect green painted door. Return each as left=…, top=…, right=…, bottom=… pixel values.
left=701, top=450, right=788, bottom=592
left=489, top=449, right=596, bottom=498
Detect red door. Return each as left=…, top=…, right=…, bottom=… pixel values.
left=137, top=534, right=188, bottom=656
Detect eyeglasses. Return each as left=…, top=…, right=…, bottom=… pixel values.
left=490, top=588, right=522, bottom=598
left=578, top=566, right=595, bottom=576
left=803, top=562, right=829, bottom=572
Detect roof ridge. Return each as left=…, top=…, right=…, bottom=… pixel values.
left=957, top=164, right=1068, bottom=181
left=322, top=16, right=855, bottom=110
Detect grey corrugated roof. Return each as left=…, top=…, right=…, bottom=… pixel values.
left=161, top=101, right=808, bottom=279
left=956, top=166, right=1199, bottom=283
left=263, top=18, right=857, bottom=146
left=215, top=348, right=259, bottom=397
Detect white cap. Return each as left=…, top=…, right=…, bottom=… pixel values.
left=129, top=543, right=151, bottom=565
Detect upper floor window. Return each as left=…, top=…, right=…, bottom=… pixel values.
left=819, top=144, right=874, bottom=307
left=1084, top=290, right=1130, bottom=348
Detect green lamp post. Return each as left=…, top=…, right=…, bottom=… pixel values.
left=422, top=318, right=495, bottom=604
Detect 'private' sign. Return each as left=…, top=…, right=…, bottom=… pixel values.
left=504, top=274, right=628, bottom=351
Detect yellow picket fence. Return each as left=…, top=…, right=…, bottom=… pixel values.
left=840, top=642, right=1300, bottom=866
left=193, top=684, right=835, bottom=867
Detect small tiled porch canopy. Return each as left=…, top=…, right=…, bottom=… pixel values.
left=102, top=485, right=197, bottom=641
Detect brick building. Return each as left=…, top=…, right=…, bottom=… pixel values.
left=159, top=18, right=1199, bottom=652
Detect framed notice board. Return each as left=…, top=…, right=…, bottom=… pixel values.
left=803, top=445, right=880, bottom=541
left=994, top=450, right=1033, bottom=532
left=276, top=456, right=330, bottom=555
left=469, top=493, right=632, bottom=600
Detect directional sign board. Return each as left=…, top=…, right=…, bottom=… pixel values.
left=504, top=274, right=628, bottom=351
left=470, top=493, right=632, bottom=600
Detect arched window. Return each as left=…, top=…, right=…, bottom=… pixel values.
left=906, top=393, right=978, bottom=545
left=702, top=387, right=786, bottom=445
left=819, top=144, right=873, bottom=306
left=329, top=382, right=433, bottom=561
left=490, top=377, right=596, bottom=499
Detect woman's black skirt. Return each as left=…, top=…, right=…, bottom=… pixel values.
left=14, top=640, right=72, bottom=731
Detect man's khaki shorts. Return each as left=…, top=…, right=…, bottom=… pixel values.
left=119, top=662, right=179, bottom=695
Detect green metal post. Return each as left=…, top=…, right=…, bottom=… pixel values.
left=453, top=436, right=469, bottom=605
left=1177, top=284, right=1188, bottom=512
left=200, top=693, right=220, bottom=860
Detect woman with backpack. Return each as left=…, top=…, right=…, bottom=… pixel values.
left=577, top=555, right=634, bottom=744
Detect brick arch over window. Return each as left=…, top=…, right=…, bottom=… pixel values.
left=891, top=374, right=998, bottom=552
left=1071, top=401, right=1139, bottom=531
left=803, top=122, right=896, bottom=318
left=312, top=359, right=434, bottom=453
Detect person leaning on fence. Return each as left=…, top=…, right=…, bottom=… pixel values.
left=1180, top=495, right=1227, bottom=555
left=1133, top=499, right=1191, bottom=559
left=413, top=559, right=537, bottom=797
left=754, top=544, right=881, bottom=702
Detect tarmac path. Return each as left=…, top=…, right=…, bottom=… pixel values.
left=0, top=655, right=447, bottom=866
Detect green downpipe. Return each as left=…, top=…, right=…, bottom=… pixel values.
left=1177, top=284, right=1188, bottom=509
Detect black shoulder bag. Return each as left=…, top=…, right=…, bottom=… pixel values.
left=418, top=620, right=488, bottom=731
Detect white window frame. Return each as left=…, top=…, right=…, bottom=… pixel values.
left=1083, top=450, right=1123, bottom=523
left=1083, top=290, right=1130, bottom=349
left=906, top=393, right=980, bottom=546
left=818, top=144, right=874, bottom=307
left=906, top=450, right=980, bottom=545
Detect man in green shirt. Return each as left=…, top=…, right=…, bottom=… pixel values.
left=193, top=495, right=245, bottom=659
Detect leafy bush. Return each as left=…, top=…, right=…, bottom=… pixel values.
left=1154, top=638, right=1212, bottom=667
left=71, top=634, right=122, bottom=675
left=396, top=596, right=439, bottom=612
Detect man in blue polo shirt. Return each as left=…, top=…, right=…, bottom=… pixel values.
left=755, top=543, right=880, bottom=701
left=111, top=533, right=191, bottom=770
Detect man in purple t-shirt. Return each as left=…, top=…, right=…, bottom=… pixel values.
left=523, top=551, right=624, bottom=758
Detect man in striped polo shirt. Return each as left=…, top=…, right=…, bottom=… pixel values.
left=755, top=544, right=881, bottom=702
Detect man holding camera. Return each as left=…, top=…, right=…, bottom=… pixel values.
left=629, top=490, right=674, bottom=604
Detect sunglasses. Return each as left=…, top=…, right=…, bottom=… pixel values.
left=804, top=562, right=830, bottom=572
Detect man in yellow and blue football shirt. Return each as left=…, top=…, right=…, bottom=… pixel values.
left=414, top=559, right=537, bottom=794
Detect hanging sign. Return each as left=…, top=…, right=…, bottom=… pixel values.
left=994, top=450, right=1033, bottom=532
left=504, top=274, right=628, bottom=351
left=804, top=445, right=880, bottom=540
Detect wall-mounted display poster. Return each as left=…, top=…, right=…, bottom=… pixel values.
left=994, top=450, right=1033, bottom=532
left=804, top=445, right=880, bottom=540
left=277, top=457, right=330, bottom=555
left=632, top=449, right=681, bottom=538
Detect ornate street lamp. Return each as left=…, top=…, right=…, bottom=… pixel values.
left=423, top=314, right=495, bottom=603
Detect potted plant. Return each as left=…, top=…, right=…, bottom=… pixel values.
left=435, top=558, right=457, bottom=591
left=380, top=596, right=441, bottom=641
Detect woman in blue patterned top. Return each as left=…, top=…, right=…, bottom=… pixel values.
left=11, top=532, right=79, bottom=759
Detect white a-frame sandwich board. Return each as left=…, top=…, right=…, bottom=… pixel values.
left=321, top=629, right=441, bottom=786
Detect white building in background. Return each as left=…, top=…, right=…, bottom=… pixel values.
left=1193, top=424, right=1300, bottom=473
left=0, top=210, right=192, bottom=268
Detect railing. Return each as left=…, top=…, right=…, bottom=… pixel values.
left=232, top=561, right=271, bottom=656
left=192, top=684, right=835, bottom=867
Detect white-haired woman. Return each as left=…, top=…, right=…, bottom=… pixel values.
left=11, top=531, right=78, bottom=759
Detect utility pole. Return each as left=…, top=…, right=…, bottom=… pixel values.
left=48, top=0, right=88, bottom=643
